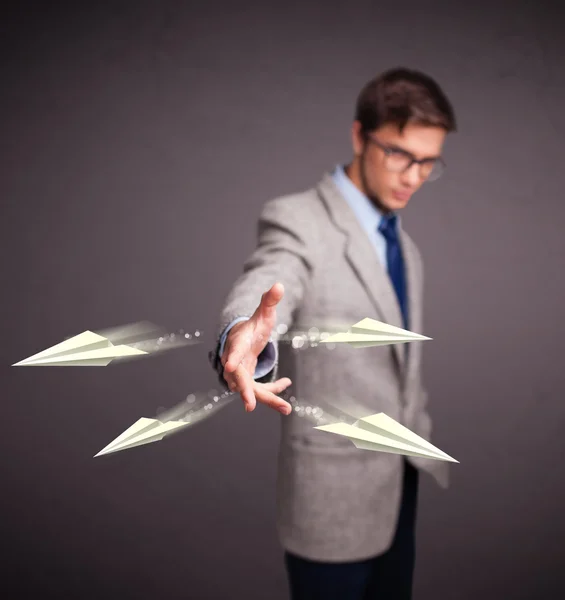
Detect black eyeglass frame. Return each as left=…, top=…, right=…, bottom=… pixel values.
left=364, top=133, right=446, bottom=181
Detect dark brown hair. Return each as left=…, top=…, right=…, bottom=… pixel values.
left=354, top=67, right=457, bottom=134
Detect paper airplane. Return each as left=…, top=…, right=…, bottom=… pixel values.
left=94, top=390, right=237, bottom=457
left=319, top=317, right=431, bottom=348
left=315, top=412, right=457, bottom=462
left=12, top=330, right=148, bottom=366
left=94, top=417, right=192, bottom=456
left=12, top=321, right=200, bottom=366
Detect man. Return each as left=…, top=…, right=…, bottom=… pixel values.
left=209, top=67, right=457, bottom=599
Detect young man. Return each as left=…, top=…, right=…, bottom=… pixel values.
left=210, top=67, right=457, bottom=600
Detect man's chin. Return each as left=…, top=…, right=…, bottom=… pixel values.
left=384, top=196, right=410, bottom=211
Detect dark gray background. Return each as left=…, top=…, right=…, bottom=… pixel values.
left=1, top=1, right=564, bottom=598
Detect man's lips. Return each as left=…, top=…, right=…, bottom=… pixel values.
left=392, top=190, right=412, bottom=202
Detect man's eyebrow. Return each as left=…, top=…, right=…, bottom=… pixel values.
left=387, top=143, right=441, bottom=161
left=386, top=143, right=410, bottom=153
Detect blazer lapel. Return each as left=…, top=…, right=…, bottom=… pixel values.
left=399, top=228, right=421, bottom=380
left=316, top=173, right=407, bottom=370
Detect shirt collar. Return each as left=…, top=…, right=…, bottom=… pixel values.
left=331, top=164, right=400, bottom=233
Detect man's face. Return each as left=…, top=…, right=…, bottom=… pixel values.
left=352, top=121, right=447, bottom=212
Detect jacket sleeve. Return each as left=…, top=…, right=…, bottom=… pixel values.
left=209, top=196, right=314, bottom=387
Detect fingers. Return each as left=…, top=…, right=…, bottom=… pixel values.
left=253, top=378, right=293, bottom=414
left=223, top=365, right=293, bottom=415
left=254, top=282, right=284, bottom=324
left=260, top=377, right=292, bottom=395
left=230, top=363, right=257, bottom=412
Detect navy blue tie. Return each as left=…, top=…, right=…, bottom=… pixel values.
left=378, top=214, right=408, bottom=329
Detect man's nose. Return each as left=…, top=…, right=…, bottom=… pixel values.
left=402, top=162, right=422, bottom=187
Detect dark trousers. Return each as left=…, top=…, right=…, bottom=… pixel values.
left=284, top=460, right=419, bottom=600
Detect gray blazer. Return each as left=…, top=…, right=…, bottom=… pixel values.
left=210, top=172, right=449, bottom=562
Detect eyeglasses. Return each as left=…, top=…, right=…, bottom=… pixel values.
left=365, top=134, right=445, bottom=182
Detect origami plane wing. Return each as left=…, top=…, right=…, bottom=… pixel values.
left=354, top=413, right=457, bottom=461
left=12, top=330, right=147, bottom=366
left=314, top=413, right=457, bottom=462
left=318, top=332, right=418, bottom=348
left=318, top=318, right=431, bottom=348
left=350, top=317, right=430, bottom=339
left=94, top=417, right=191, bottom=457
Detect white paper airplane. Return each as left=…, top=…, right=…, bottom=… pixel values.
left=94, top=417, right=192, bottom=456
left=12, top=321, right=200, bottom=366
left=12, top=330, right=148, bottom=366
left=94, top=390, right=237, bottom=457
left=315, top=412, right=457, bottom=462
left=319, top=317, right=431, bottom=348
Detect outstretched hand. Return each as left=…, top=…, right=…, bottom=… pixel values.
left=221, top=282, right=292, bottom=414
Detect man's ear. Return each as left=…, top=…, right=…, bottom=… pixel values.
left=351, top=121, right=365, bottom=157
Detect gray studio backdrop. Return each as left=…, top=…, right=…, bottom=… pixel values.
left=1, top=1, right=564, bottom=598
